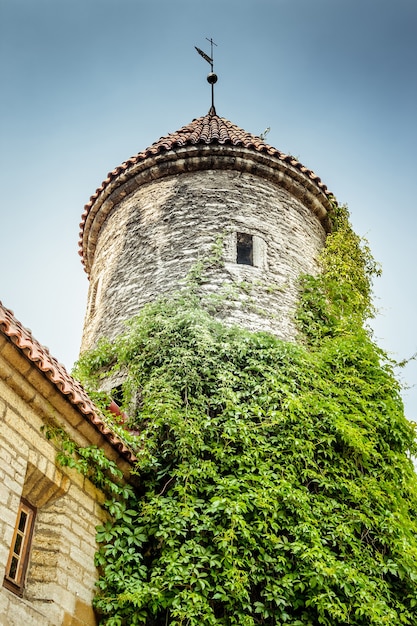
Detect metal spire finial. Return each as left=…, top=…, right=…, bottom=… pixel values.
left=195, top=38, right=218, bottom=114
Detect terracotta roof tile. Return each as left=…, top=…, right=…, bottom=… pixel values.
left=79, top=111, right=333, bottom=268
left=0, top=301, right=136, bottom=464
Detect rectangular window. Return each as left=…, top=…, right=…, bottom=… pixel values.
left=89, top=279, right=99, bottom=316
left=236, top=232, right=253, bottom=266
left=3, top=499, right=36, bottom=596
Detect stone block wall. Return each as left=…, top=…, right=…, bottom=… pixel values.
left=82, top=168, right=327, bottom=352
left=0, top=351, right=107, bottom=625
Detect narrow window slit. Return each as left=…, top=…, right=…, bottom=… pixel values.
left=237, top=233, right=254, bottom=266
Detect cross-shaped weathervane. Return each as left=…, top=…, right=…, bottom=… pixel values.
left=195, top=38, right=218, bottom=112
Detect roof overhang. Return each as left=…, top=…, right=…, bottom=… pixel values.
left=0, top=301, right=137, bottom=469
left=80, top=142, right=334, bottom=276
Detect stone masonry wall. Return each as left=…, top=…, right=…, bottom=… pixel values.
left=0, top=356, right=106, bottom=625
left=81, top=169, right=326, bottom=352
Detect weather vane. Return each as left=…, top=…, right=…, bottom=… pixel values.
left=195, top=38, right=218, bottom=114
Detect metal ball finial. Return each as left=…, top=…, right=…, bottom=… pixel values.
left=207, top=72, right=218, bottom=85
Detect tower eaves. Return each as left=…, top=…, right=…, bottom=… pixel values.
left=79, top=111, right=335, bottom=275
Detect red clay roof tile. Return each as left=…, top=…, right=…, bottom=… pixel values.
left=0, top=301, right=136, bottom=464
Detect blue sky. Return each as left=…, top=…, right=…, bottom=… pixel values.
left=1, top=0, right=416, bottom=421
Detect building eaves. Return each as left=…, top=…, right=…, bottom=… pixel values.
left=0, top=301, right=136, bottom=464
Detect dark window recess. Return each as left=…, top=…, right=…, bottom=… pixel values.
left=112, top=385, right=124, bottom=406
left=237, top=233, right=254, bottom=266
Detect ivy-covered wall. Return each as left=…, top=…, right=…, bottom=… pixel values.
left=81, top=168, right=327, bottom=352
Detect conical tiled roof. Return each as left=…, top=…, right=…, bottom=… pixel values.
left=79, top=111, right=334, bottom=272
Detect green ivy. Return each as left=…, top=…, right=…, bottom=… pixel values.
left=70, top=205, right=417, bottom=625
left=296, top=203, right=381, bottom=344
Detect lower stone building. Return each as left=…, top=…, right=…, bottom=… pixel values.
left=0, top=302, right=135, bottom=626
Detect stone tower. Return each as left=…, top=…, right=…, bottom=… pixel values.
left=79, top=109, right=334, bottom=353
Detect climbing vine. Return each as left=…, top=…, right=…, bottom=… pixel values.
left=68, top=205, right=417, bottom=625
left=296, top=203, right=381, bottom=344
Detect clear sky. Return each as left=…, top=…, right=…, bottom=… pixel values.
left=1, top=0, right=416, bottom=421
